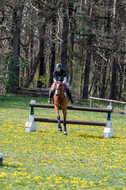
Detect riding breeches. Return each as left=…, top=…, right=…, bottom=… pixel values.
left=49, top=82, right=55, bottom=98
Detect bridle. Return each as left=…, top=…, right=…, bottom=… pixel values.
left=55, top=83, right=60, bottom=96
left=55, top=82, right=65, bottom=102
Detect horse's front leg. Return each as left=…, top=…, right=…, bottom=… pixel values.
left=55, top=106, right=62, bottom=132
left=63, top=109, right=67, bottom=135
left=57, top=115, right=62, bottom=132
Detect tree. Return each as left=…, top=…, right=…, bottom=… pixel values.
left=68, top=0, right=75, bottom=85
left=110, top=0, right=119, bottom=99
left=82, top=0, right=97, bottom=99
left=7, top=0, right=24, bottom=93
left=61, top=0, right=69, bottom=71
left=49, top=15, right=56, bottom=86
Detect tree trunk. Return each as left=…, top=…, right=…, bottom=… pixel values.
left=61, top=0, right=69, bottom=71
left=68, top=0, right=74, bottom=85
left=110, top=0, right=118, bottom=99
left=100, top=3, right=111, bottom=98
left=82, top=36, right=92, bottom=99
left=110, top=58, right=118, bottom=99
left=20, top=66, right=24, bottom=87
left=124, top=65, right=126, bottom=92
left=82, top=0, right=97, bottom=99
left=117, top=63, right=123, bottom=100
left=7, top=2, right=24, bottom=93
left=49, top=15, right=56, bottom=86
left=37, top=23, right=46, bottom=88
left=30, top=29, right=34, bottom=71
left=100, top=64, right=107, bottom=98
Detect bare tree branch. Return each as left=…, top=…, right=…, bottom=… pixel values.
left=0, top=37, right=11, bottom=41
left=96, top=51, right=108, bottom=62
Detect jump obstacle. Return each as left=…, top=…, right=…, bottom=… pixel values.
left=25, top=100, right=113, bottom=138
left=0, top=153, right=3, bottom=166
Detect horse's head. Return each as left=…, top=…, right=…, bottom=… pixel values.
left=55, top=81, right=64, bottom=97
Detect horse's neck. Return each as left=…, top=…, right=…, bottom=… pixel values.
left=59, top=87, right=64, bottom=99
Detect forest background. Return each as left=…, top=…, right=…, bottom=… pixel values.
left=0, top=0, right=126, bottom=100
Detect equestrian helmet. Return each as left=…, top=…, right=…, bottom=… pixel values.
left=56, top=63, right=62, bottom=69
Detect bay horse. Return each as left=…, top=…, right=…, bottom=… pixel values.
left=53, top=81, right=68, bottom=135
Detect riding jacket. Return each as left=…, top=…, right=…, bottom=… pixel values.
left=53, top=69, right=66, bottom=83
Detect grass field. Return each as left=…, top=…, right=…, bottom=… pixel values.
left=0, top=95, right=126, bottom=190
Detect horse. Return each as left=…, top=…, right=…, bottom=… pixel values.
left=53, top=81, right=69, bottom=135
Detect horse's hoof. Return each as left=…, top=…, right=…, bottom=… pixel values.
left=58, top=127, right=62, bottom=132
left=64, top=132, right=67, bottom=135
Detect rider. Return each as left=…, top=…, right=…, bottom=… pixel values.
left=48, top=63, right=74, bottom=103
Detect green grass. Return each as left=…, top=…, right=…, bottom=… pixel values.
left=0, top=95, right=126, bottom=190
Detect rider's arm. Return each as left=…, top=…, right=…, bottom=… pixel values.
left=53, top=70, right=57, bottom=82
left=62, top=70, right=67, bottom=83
left=53, top=78, right=56, bottom=82
left=63, top=77, right=67, bottom=83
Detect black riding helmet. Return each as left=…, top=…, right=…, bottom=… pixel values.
left=56, top=63, right=62, bottom=69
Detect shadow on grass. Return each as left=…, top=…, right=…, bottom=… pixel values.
left=37, top=130, right=60, bottom=134
left=76, top=134, right=120, bottom=139
left=36, top=131, right=121, bottom=139
left=37, top=130, right=68, bottom=137
left=37, top=130, right=48, bottom=133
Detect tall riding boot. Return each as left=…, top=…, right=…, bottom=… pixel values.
left=48, top=89, right=55, bottom=103
left=67, top=90, right=74, bottom=103
left=69, top=94, right=74, bottom=103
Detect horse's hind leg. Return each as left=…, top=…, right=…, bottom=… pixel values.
left=57, top=115, right=62, bottom=132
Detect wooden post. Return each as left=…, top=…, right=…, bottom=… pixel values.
left=90, top=98, right=93, bottom=107
left=124, top=105, right=126, bottom=117
left=110, top=102, right=114, bottom=111
left=25, top=100, right=37, bottom=132
left=104, top=105, right=113, bottom=138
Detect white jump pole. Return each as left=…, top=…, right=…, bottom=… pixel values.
left=104, top=105, right=113, bottom=138
left=25, top=100, right=37, bottom=132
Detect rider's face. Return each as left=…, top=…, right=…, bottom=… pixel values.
left=57, top=68, right=61, bottom=72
